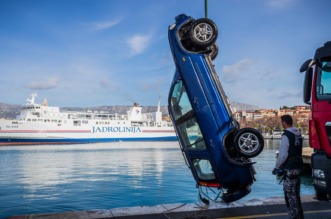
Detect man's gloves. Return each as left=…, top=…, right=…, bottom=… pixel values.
left=272, top=168, right=284, bottom=176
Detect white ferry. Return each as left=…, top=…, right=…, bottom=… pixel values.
left=0, top=94, right=177, bottom=145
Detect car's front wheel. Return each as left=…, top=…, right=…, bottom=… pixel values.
left=233, top=128, right=264, bottom=158
left=188, top=18, right=218, bottom=49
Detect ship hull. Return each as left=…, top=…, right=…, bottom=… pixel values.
left=0, top=137, right=177, bottom=146
left=0, top=120, right=177, bottom=146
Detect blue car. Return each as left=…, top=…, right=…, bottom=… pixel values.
left=167, top=14, right=264, bottom=203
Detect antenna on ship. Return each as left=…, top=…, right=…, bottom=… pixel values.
left=26, top=93, right=37, bottom=105
left=43, top=98, right=48, bottom=106
left=157, top=95, right=161, bottom=113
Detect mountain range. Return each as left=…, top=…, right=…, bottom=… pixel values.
left=0, top=101, right=259, bottom=119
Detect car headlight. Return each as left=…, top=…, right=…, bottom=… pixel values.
left=169, top=23, right=176, bottom=30
left=314, top=179, right=327, bottom=187
left=313, top=169, right=325, bottom=178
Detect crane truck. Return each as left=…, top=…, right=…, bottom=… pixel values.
left=300, top=41, right=331, bottom=200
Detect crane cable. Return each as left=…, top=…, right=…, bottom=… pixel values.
left=205, top=0, right=208, bottom=18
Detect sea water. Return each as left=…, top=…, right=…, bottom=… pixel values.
left=0, top=140, right=313, bottom=218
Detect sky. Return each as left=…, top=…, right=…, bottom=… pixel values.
left=0, top=0, right=330, bottom=109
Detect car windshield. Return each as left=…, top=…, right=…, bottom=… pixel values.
left=169, top=79, right=206, bottom=150
left=316, top=61, right=331, bottom=100
left=193, top=159, right=216, bottom=181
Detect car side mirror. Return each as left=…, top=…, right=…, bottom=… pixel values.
left=300, top=59, right=315, bottom=73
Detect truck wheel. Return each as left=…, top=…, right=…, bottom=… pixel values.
left=233, top=128, right=264, bottom=158
left=315, top=190, right=329, bottom=201
left=188, top=18, right=218, bottom=49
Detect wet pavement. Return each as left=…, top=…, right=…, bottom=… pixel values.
left=7, top=195, right=331, bottom=219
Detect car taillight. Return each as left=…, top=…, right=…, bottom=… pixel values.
left=199, top=181, right=221, bottom=188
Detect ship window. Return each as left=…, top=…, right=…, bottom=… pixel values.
left=193, top=159, right=216, bottom=181
left=51, top=120, right=57, bottom=123
left=74, top=120, right=81, bottom=126
left=82, top=120, right=88, bottom=124
left=27, top=119, right=31, bottom=121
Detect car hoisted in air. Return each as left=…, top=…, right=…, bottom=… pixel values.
left=167, top=14, right=264, bottom=203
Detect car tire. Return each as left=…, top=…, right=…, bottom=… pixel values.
left=209, top=43, right=218, bottom=60
left=233, top=128, right=264, bottom=158
left=315, top=190, right=329, bottom=201
left=188, top=18, right=218, bottom=48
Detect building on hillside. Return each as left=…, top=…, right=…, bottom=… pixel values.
left=234, top=105, right=310, bottom=123
left=294, top=105, right=310, bottom=111
left=234, top=110, right=262, bottom=122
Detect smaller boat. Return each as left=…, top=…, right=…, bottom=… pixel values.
left=271, top=130, right=282, bottom=139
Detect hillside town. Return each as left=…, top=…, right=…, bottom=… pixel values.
left=234, top=105, right=310, bottom=137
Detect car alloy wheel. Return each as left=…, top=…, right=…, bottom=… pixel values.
left=188, top=18, right=218, bottom=48
left=233, top=128, right=264, bottom=158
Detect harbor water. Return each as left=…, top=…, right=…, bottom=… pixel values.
left=0, top=140, right=313, bottom=218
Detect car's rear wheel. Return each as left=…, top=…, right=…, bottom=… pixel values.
left=188, top=18, right=218, bottom=48
left=233, top=128, right=264, bottom=158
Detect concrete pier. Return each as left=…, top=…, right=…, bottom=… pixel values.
left=8, top=195, right=331, bottom=219
left=302, top=147, right=313, bottom=165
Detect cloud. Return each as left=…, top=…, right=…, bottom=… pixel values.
left=222, top=59, right=255, bottom=83
left=25, top=78, right=60, bottom=90
left=126, top=34, right=151, bottom=55
left=260, top=67, right=278, bottom=80
left=99, top=79, right=110, bottom=88
left=278, top=91, right=302, bottom=99
left=268, top=0, right=294, bottom=8
left=88, top=18, right=121, bottom=31
left=99, top=79, right=117, bottom=89
left=140, top=78, right=163, bottom=92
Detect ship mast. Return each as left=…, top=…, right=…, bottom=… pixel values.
left=157, top=96, right=161, bottom=113
left=26, top=93, right=37, bottom=105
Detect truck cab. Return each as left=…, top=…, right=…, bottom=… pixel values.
left=300, top=41, right=331, bottom=200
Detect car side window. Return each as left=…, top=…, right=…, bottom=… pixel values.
left=170, top=80, right=206, bottom=150
left=170, top=80, right=192, bottom=120
left=178, top=118, right=206, bottom=150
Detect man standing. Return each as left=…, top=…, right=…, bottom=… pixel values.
left=272, top=114, right=304, bottom=219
